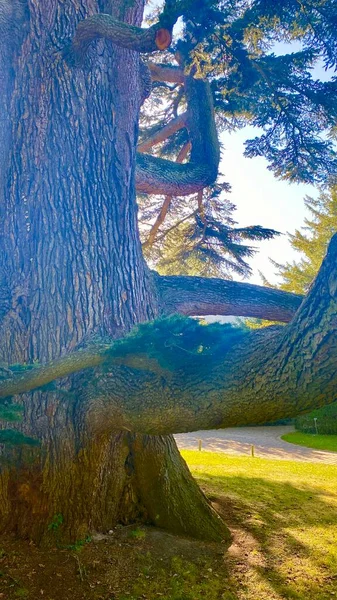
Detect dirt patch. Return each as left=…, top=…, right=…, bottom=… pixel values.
left=0, top=523, right=235, bottom=600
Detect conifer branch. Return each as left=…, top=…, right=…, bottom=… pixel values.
left=136, top=76, right=220, bottom=196
left=137, top=113, right=188, bottom=154
left=157, top=275, right=303, bottom=321
left=68, top=13, right=219, bottom=198
left=1, top=234, right=337, bottom=436
left=148, top=62, right=184, bottom=84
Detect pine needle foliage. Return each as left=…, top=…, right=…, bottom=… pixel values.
left=0, top=317, right=248, bottom=414
left=141, top=184, right=280, bottom=278
left=107, top=314, right=248, bottom=372
left=0, top=430, right=40, bottom=447
left=139, top=0, right=337, bottom=278
left=0, top=364, right=37, bottom=446
left=174, top=0, right=337, bottom=182
left=272, top=186, right=337, bottom=294
left=0, top=404, right=23, bottom=423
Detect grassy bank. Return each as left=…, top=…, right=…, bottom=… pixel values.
left=281, top=431, right=337, bottom=452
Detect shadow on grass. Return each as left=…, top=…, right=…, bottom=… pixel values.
left=198, top=474, right=337, bottom=600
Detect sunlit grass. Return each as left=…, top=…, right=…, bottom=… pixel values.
left=181, top=451, right=337, bottom=600
left=282, top=431, right=337, bottom=452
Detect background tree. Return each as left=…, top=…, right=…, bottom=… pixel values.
left=270, top=186, right=337, bottom=294
left=0, top=0, right=336, bottom=546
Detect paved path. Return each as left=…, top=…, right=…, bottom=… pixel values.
left=174, top=426, right=337, bottom=464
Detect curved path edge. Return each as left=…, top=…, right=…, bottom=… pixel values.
left=175, top=426, right=337, bottom=464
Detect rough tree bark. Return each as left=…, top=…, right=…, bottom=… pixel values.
left=157, top=275, right=303, bottom=322
left=2, top=232, right=336, bottom=436
left=0, top=0, right=228, bottom=544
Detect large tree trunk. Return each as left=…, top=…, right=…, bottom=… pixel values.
left=0, top=0, right=229, bottom=544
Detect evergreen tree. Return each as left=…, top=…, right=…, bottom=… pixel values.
left=272, top=187, right=337, bottom=294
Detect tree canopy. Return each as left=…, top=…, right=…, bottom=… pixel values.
left=137, top=0, right=337, bottom=277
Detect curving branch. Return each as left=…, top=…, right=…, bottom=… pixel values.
left=69, top=13, right=220, bottom=198
left=157, top=274, right=303, bottom=322
left=69, top=0, right=200, bottom=58
left=148, top=62, right=185, bottom=84
left=136, top=76, right=220, bottom=196
left=0, top=349, right=106, bottom=399
left=1, top=233, right=337, bottom=438
left=70, top=0, right=210, bottom=56
left=0, top=277, right=302, bottom=401
left=54, top=234, right=337, bottom=434
left=82, top=230, right=337, bottom=435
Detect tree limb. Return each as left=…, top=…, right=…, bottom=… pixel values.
left=82, top=234, right=337, bottom=435
left=2, top=229, right=337, bottom=437
left=157, top=275, right=303, bottom=322
left=70, top=15, right=172, bottom=59
left=148, top=62, right=184, bottom=84
left=136, top=76, right=220, bottom=196
left=69, top=0, right=198, bottom=58
left=3, top=226, right=326, bottom=436
left=69, top=15, right=220, bottom=198
left=0, top=275, right=302, bottom=401
left=0, top=349, right=106, bottom=399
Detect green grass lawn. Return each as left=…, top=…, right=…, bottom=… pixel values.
left=282, top=431, right=337, bottom=452
left=2, top=451, right=337, bottom=600
left=180, top=450, right=337, bottom=600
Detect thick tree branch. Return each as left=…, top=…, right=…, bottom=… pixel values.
left=70, top=15, right=172, bottom=59
left=136, top=76, right=220, bottom=195
left=83, top=234, right=337, bottom=434
left=68, top=15, right=219, bottom=198
left=0, top=349, right=106, bottom=399
left=5, top=233, right=337, bottom=438
left=69, top=0, right=200, bottom=58
left=148, top=62, right=184, bottom=84
left=0, top=277, right=301, bottom=400
left=157, top=275, right=303, bottom=322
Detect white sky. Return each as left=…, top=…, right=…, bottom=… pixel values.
left=220, top=127, right=318, bottom=285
